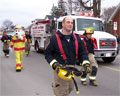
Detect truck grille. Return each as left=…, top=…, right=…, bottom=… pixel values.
left=99, top=39, right=116, bottom=49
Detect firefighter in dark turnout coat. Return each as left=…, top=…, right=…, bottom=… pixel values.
left=1, top=30, right=11, bottom=57
left=81, top=27, right=98, bottom=86
left=25, top=31, right=32, bottom=56
left=45, top=17, right=91, bottom=96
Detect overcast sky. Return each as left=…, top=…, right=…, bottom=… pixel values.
left=0, top=0, right=119, bottom=28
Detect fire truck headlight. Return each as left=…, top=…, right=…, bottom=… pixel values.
left=101, top=42, right=106, bottom=46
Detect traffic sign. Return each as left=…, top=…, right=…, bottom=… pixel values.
left=113, top=22, right=117, bottom=30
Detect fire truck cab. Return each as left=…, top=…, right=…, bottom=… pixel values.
left=57, top=15, right=118, bottom=63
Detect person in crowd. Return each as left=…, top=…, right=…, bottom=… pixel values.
left=1, top=30, right=11, bottom=57
left=45, top=16, right=91, bottom=96
left=9, top=26, right=26, bottom=72
left=25, top=31, right=32, bottom=56
left=80, top=27, right=98, bottom=86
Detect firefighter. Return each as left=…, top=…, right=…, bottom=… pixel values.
left=9, top=26, right=26, bottom=72
left=25, top=31, right=32, bottom=56
left=1, top=30, right=11, bottom=57
left=80, top=27, right=98, bottom=86
left=45, top=17, right=91, bottom=96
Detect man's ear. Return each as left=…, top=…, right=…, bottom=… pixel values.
left=62, top=22, right=64, bottom=27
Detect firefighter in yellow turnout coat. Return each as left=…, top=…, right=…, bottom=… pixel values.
left=9, top=26, right=26, bottom=72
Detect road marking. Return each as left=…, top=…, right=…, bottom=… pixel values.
left=100, top=65, right=120, bottom=72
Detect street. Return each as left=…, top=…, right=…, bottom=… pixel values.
left=0, top=42, right=120, bottom=96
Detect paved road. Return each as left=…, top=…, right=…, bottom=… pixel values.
left=0, top=42, right=120, bottom=96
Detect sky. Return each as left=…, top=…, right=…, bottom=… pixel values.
left=0, top=0, right=119, bottom=28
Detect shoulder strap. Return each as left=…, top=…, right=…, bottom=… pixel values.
left=56, top=33, right=79, bottom=62
left=73, top=33, right=79, bottom=62
left=56, top=34, right=67, bottom=60
left=82, top=38, right=89, bottom=54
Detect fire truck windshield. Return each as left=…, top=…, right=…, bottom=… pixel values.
left=77, top=18, right=104, bottom=31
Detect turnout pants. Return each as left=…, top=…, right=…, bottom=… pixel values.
left=25, top=42, right=30, bottom=53
left=81, top=53, right=98, bottom=81
left=53, top=71, right=74, bottom=96
left=14, top=51, right=24, bottom=67
left=3, top=43, right=9, bottom=55
left=52, top=65, right=76, bottom=96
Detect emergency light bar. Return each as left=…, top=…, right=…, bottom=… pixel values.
left=75, top=12, right=94, bottom=17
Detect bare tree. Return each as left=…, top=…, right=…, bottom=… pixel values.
left=101, top=6, right=117, bottom=33
left=2, top=19, right=13, bottom=30
left=58, top=0, right=67, bottom=15
left=78, top=0, right=101, bottom=17
left=101, top=6, right=116, bottom=22
left=51, top=0, right=67, bottom=16
left=65, top=0, right=93, bottom=15
left=51, top=5, right=61, bottom=16
left=66, top=0, right=73, bottom=14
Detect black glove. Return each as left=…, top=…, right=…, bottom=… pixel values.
left=52, top=62, right=62, bottom=70
left=62, top=67, right=82, bottom=77
left=83, top=63, right=91, bottom=73
left=72, top=70, right=83, bottom=77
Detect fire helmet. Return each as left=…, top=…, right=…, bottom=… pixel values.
left=57, top=67, right=82, bottom=81
left=84, top=27, right=94, bottom=34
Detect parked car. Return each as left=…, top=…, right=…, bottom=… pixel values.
left=6, top=30, right=14, bottom=37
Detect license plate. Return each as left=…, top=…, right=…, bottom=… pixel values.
left=106, top=53, right=111, bottom=57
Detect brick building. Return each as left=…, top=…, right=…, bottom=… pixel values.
left=108, top=3, right=120, bottom=37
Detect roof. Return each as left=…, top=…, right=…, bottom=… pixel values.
left=44, top=15, right=59, bottom=20
left=108, top=3, right=120, bottom=22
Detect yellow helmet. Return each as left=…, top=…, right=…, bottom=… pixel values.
left=14, top=26, right=23, bottom=30
left=57, top=67, right=82, bottom=81
left=84, top=27, right=94, bottom=34
left=57, top=68, right=72, bottom=81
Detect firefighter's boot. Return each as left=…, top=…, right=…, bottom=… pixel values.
left=21, top=65, right=23, bottom=69
left=81, top=81, right=87, bottom=86
left=89, top=80, right=98, bottom=86
left=16, top=64, right=21, bottom=72
left=6, top=54, right=9, bottom=57
left=25, top=51, right=29, bottom=56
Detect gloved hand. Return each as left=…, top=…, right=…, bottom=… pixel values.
left=72, top=70, right=83, bottom=77
left=83, top=63, right=91, bottom=73
left=52, top=62, right=62, bottom=70
left=61, top=67, right=82, bottom=77
left=9, top=47, right=12, bottom=52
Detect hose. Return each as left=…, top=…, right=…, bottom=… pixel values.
left=72, top=77, right=80, bottom=94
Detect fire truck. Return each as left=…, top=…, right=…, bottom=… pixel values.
left=31, top=20, right=53, bottom=52
left=57, top=14, right=119, bottom=63
left=31, top=14, right=118, bottom=63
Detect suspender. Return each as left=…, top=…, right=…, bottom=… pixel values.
left=82, top=38, right=89, bottom=54
left=56, top=34, right=67, bottom=60
left=73, top=33, right=79, bottom=62
left=56, top=33, right=79, bottom=62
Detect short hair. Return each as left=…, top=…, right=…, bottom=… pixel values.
left=62, top=17, right=73, bottom=23
left=62, top=17, right=67, bottom=23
